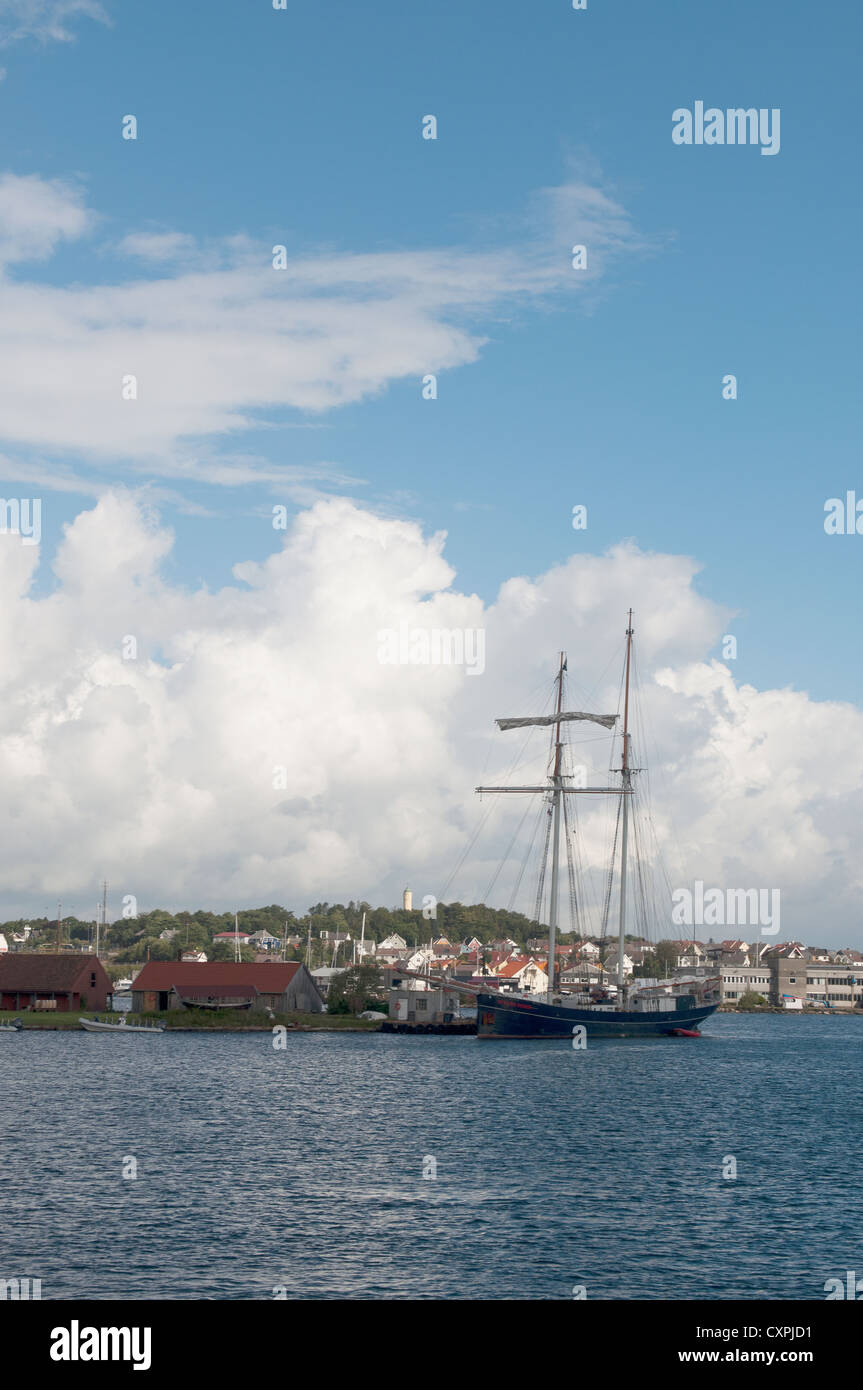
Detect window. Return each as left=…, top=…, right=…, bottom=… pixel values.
left=416, top=998, right=427, bottom=1011
left=90, top=972, right=96, bottom=988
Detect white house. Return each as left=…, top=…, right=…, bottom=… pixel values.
left=378, top=933, right=408, bottom=951
left=602, top=951, right=634, bottom=978
left=497, top=956, right=547, bottom=995
left=249, top=930, right=282, bottom=951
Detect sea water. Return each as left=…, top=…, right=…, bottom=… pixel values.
left=1, top=1013, right=859, bottom=1299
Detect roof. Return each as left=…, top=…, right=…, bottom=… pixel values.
left=131, top=961, right=303, bottom=991
left=498, top=956, right=546, bottom=979
left=0, top=953, right=108, bottom=990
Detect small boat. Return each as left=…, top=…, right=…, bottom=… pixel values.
left=0, top=1019, right=23, bottom=1032
left=670, top=1027, right=701, bottom=1038
left=79, top=1016, right=165, bottom=1034
left=113, top=977, right=134, bottom=993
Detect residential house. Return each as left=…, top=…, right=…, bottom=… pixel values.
left=497, top=956, right=547, bottom=995
left=213, top=929, right=254, bottom=946
left=248, top=930, right=282, bottom=952
left=378, top=933, right=408, bottom=951
left=602, top=950, right=634, bottom=979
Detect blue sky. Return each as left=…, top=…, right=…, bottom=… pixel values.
left=1, top=0, right=859, bottom=700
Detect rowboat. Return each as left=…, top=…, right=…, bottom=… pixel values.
left=79, top=1017, right=165, bottom=1034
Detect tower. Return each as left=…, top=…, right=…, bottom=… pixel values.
left=403, top=886, right=412, bottom=911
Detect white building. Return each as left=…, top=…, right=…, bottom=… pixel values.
left=378, top=933, right=408, bottom=951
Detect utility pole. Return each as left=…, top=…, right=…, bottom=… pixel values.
left=56, top=901, right=62, bottom=952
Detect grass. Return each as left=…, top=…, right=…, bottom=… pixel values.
left=0, top=1008, right=382, bottom=1031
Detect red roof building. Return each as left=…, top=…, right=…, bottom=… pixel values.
left=0, top=953, right=112, bottom=1013
left=130, top=960, right=323, bottom=1014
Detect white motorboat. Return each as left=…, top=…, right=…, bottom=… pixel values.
left=79, top=1016, right=165, bottom=1034
left=0, top=1020, right=22, bottom=1032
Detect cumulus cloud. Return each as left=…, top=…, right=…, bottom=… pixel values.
left=0, top=174, right=647, bottom=483
left=0, top=492, right=860, bottom=944
left=0, top=0, right=108, bottom=47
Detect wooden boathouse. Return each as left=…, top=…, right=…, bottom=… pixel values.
left=130, top=960, right=324, bottom=1013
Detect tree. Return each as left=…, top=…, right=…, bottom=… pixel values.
left=653, top=940, right=679, bottom=975
left=737, top=990, right=768, bottom=1010
left=327, top=962, right=385, bottom=1015
left=210, top=942, right=256, bottom=963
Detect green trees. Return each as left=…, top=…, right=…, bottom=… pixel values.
left=737, top=990, right=768, bottom=1010
left=326, top=962, right=385, bottom=1015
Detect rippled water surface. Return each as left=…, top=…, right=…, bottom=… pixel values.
left=2, top=1014, right=860, bottom=1299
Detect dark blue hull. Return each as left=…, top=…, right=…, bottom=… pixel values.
left=476, top=992, right=719, bottom=1039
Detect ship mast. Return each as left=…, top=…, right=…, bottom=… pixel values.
left=476, top=650, right=622, bottom=1004
left=617, top=610, right=634, bottom=999
left=547, top=652, right=565, bottom=1000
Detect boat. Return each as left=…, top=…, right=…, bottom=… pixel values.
left=113, top=976, right=134, bottom=993
left=176, top=995, right=252, bottom=1011
left=79, top=1016, right=166, bottom=1034
left=0, top=1020, right=23, bottom=1032
left=473, top=611, right=721, bottom=1040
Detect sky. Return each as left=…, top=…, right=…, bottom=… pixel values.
left=0, top=0, right=861, bottom=942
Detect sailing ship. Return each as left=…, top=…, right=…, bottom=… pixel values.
left=474, top=612, right=720, bottom=1039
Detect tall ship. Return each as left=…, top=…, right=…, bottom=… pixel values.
left=474, top=612, right=720, bottom=1039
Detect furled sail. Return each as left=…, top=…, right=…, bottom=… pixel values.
left=496, top=711, right=617, bottom=731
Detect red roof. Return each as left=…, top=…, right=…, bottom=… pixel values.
left=132, top=961, right=302, bottom=992
left=0, top=953, right=110, bottom=991
left=498, top=956, right=546, bottom=979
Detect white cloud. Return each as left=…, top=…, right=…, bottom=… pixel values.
left=0, top=172, right=92, bottom=264
left=0, top=0, right=108, bottom=47
left=0, top=174, right=647, bottom=483
left=0, top=492, right=860, bottom=945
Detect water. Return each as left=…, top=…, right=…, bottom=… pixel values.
left=1, top=1014, right=860, bottom=1300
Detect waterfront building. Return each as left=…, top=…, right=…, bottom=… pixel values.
left=130, top=961, right=323, bottom=1013
left=389, top=985, right=460, bottom=1024
left=720, top=966, right=772, bottom=1003
left=0, top=953, right=112, bottom=1012
left=720, top=958, right=863, bottom=1009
